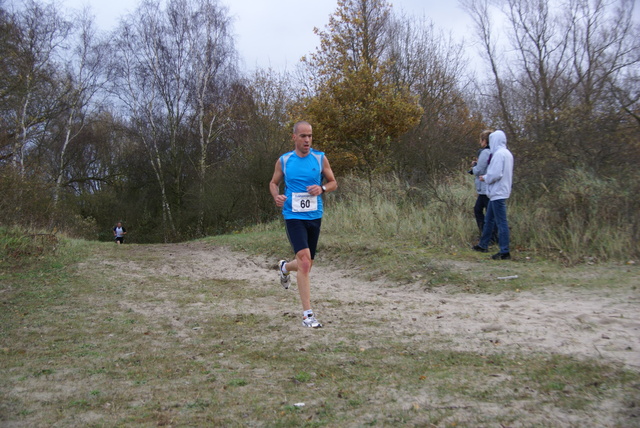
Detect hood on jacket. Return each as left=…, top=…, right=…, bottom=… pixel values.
left=489, top=130, right=507, bottom=154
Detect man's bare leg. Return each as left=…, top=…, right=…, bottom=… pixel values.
left=284, top=249, right=313, bottom=311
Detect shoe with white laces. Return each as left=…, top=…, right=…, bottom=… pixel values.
left=302, top=315, right=323, bottom=328
left=278, top=260, right=291, bottom=289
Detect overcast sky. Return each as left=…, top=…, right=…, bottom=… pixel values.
left=59, top=0, right=476, bottom=71
left=225, top=0, right=475, bottom=71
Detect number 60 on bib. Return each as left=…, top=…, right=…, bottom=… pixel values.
left=292, top=192, right=318, bottom=213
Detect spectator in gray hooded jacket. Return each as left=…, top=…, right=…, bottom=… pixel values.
left=473, top=130, right=513, bottom=260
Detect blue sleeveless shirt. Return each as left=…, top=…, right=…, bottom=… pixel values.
left=281, top=149, right=324, bottom=220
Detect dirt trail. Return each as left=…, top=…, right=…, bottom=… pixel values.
left=120, top=242, right=640, bottom=371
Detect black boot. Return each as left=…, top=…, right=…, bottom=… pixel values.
left=491, top=252, right=511, bottom=260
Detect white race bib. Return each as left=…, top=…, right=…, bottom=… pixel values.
left=292, top=192, right=318, bottom=213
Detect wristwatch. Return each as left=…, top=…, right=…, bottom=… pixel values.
left=321, top=185, right=327, bottom=193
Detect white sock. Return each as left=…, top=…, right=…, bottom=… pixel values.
left=281, top=262, right=289, bottom=274
left=303, top=309, right=314, bottom=318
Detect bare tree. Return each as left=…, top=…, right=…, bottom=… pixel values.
left=462, top=0, right=640, bottom=179
left=562, top=0, right=640, bottom=170
left=221, top=69, right=295, bottom=224
left=176, top=0, right=236, bottom=236
left=461, top=0, right=518, bottom=137
left=6, top=0, right=71, bottom=175
left=385, top=13, right=476, bottom=180
left=52, top=8, right=110, bottom=205
left=111, top=0, right=184, bottom=238
left=110, top=0, right=237, bottom=240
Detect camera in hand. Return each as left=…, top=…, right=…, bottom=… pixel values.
left=468, top=160, right=477, bottom=175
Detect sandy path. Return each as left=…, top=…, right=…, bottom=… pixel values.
left=122, top=242, right=640, bottom=372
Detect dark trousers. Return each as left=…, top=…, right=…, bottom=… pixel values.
left=479, top=198, right=510, bottom=254
left=474, top=194, right=498, bottom=244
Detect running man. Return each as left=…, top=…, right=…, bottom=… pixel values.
left=269, top=121, right=337, bottom=328
left=113, top=222, right=127, bottom=244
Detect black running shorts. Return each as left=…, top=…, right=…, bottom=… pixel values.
left=284, top=218, right=322, bottom=259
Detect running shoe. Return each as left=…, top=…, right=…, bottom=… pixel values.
left=302, top=315, right=323, bottom=328
left=278, top=260, right=291, bottom=289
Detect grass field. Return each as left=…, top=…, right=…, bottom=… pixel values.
left=1, top=227, right=639, bottom=427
